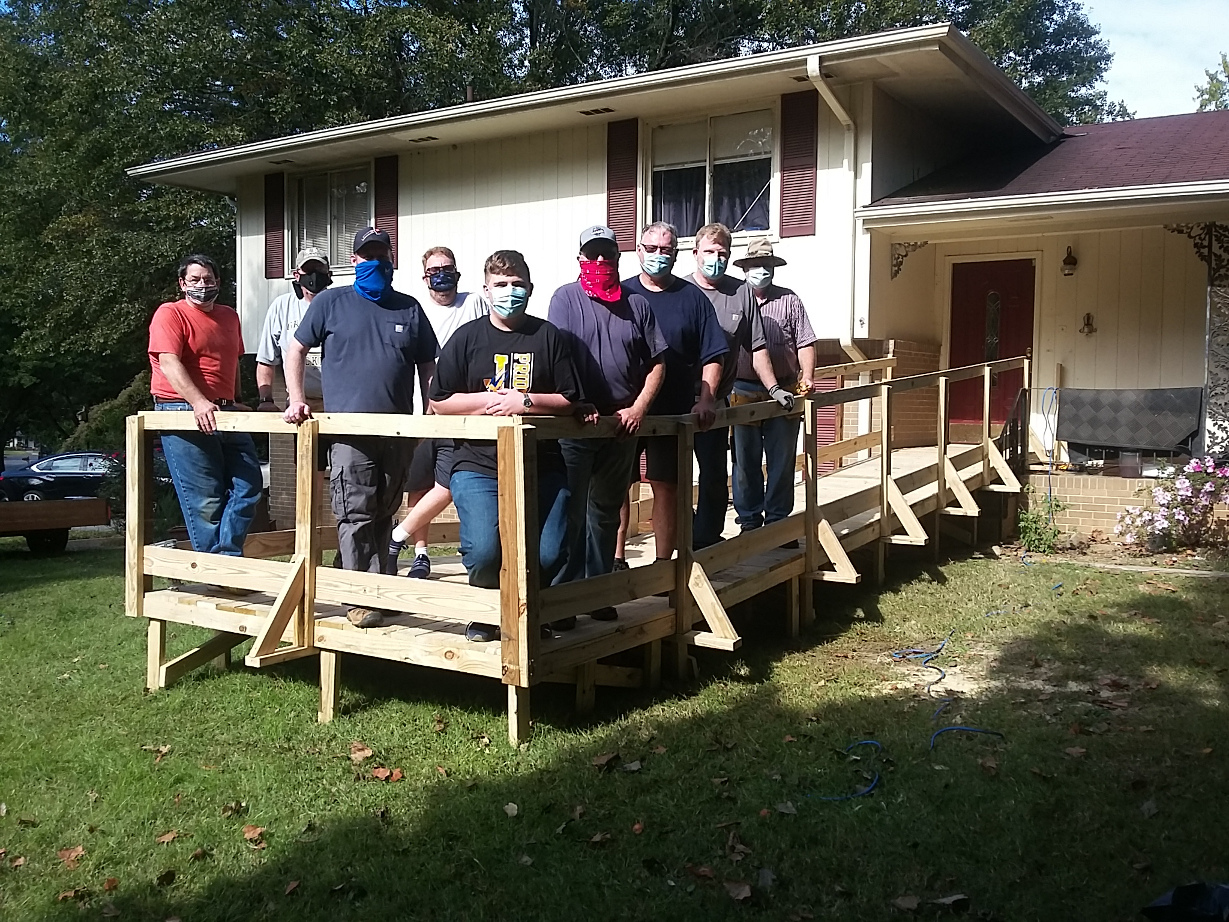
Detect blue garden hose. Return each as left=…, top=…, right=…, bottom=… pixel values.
left=813, top=740, right=882, bottom=802
left=929, top=726, right=1005, bottom=750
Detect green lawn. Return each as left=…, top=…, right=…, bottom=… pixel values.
left=1, top=543, right=1226, bottom=921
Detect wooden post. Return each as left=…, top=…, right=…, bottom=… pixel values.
left=145, top=619, right=166, bottom=692
left=318, top=650, right=339, bottom=723
left=125, top=415, right=150, bottom=619
left=498, top=423, right=539, bottom=744
left=982, top=365, right=993, bottom=481
left=877, top=384, right=891, bottom=584
left=671, top=423, right=696, bottom=678
left=802, top=398, right=818, bottom=626
left=786, top=575, right=800, bottom=639
left=294, top=420, right=320, bottom=648
left=1021, top=357, right=1033, bottom=464
left=935, top=376, right=949, bottom=562
left=575, top=661, right=596, bottom=715
left=643, top=640, right=662, bottom=689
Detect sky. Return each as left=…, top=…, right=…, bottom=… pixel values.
left=1083, top=0, right=1226, bottom=118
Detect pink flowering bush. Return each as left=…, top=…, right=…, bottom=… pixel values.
left=1115, top=457, right=1229, bottom=550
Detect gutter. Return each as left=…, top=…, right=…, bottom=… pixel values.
left=808, top=54, right=867, bottom=364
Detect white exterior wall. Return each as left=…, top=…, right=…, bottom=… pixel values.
left=236, top=174, right=290, bottom=352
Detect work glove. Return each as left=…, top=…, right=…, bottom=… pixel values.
left=769, top=384, right=795, bottom=410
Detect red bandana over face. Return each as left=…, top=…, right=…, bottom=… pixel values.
left=579, top=260, right=621, bottom=302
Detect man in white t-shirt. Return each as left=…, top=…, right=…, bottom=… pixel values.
left=254, top=247, right=332, bottom=411
left=387, top=245, right=490, bottom=577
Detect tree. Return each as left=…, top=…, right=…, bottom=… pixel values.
left=1196, top=53, right=1229, bottom=111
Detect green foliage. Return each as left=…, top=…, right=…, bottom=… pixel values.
left=1018, top=484, right=1066, bottom=553
left=62, top=372, right=155, bottom=454
left=1196, top=52, right=1229, bottom=112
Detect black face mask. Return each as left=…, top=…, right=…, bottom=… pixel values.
left=427, top=267, right=460, bottom=292
left=294, top=270, right=332, bottom=298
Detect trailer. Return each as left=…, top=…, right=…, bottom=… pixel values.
left=0, top=497, right=112, bottom=554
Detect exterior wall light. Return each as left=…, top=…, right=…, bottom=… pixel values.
left=1079, top=312, right=1097, bottom=335
left=1062, top=246, right=1078, bottom=277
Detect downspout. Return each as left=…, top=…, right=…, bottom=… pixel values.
left=807, top=55, right=865, bottom=364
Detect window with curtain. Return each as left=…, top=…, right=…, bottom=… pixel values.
left=295, top=165, right=371, bottom=267
left=651, top=109, right=773, bottom=237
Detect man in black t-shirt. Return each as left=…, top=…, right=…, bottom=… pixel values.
left=430, top=250, right=592, bottom=643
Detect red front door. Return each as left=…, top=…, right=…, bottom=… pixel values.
left=948, top=259, right=1035, bottom=425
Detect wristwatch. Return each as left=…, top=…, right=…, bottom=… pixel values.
left=522, top=393, right=533, bottom=409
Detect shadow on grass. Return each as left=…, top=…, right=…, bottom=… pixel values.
left=21, top=556, right=1226, bottom=922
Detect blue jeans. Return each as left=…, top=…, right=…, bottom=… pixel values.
left=731, top=382, right=801, bottom=530
left=693, top=397, right=731, bottom=549
left=156, top=401, right=263, bottom=556
left=558, top=437, right=638, bottom=583
left=450, top=467, right=570, bottom=591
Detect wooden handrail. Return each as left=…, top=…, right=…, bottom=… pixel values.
left=812, top=356, right=896, bottom=379
left=886, top=357, right=1028, bottom=393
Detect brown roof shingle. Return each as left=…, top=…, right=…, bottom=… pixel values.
left=873, top=110, right=1229, bottom=207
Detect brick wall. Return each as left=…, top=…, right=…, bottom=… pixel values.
left=887, top=340, right=941, bottom=448
left=1026, top=472, right=1150, bottom=534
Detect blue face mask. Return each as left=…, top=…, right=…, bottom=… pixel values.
left=745, top=267, right=773, bottom=289
left=640, top=251, right=675, bottom=277
left=354, top=258, right=394, bottom=301
left=490, top=285, right=530, bottom=318
left=700, top=254, right=728, bottom=280
left=427, top=267, right=459, bottom=292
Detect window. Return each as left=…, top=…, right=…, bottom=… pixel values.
left=44, top=457, right=85, bottom=472
left=294, top=165, right=371, bottom=269
left=651, top=109, right=773, bottom=237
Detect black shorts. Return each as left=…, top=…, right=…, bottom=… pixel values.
left=406, top=438, right=454, bottom=494
left=639, top=435, right=680, bottom=484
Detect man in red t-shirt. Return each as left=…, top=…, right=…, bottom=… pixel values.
left=149, top=254, right=262, bottom=556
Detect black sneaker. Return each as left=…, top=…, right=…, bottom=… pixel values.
left=407, top=553, right=431, bottom=579
left=465, top=622, right=500, bottom=643
left=541, top=616, right=577, bottom=638
left=779, top=539, right=800, bottom=550
left=589, top=606, right=618, bottom=622
left=612, top=557, right=630, bottom=572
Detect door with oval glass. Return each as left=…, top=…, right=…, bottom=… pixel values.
left=948, top=259, right=1035, bottom=426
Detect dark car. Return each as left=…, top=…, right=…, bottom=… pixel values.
left=0, top=452, right=119, bottom=501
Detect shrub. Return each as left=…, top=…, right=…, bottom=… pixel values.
left=1018, top=484, right=1066, bottom=554
left=1115, top=457, right=1229, bottom=551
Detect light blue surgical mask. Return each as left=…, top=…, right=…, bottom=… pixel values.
left=354, top=258, right=394, bottom=302
left=700, top=254, right=728, bottom=280
left=490, top=285, right=530, bottom=318
left=745, top=267, right=773, bottom=289
left=640, top=251, right=675, bottom=278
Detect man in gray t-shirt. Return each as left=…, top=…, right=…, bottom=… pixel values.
left=255, top=247, right=332, bottom=411
left=690, top=223, right=789, bottom=549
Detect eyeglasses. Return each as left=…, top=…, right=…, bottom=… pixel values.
left=639, top=244, right=676, bottom=255
left=424, top=265, right=457, bottom=275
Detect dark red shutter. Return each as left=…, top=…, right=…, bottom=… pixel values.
left=606, top=119, right=639, bottom=252
left=779, top=90, right=818, bottom=238
left=814, top=375, right=840, bottom=475
left=374, top=155, right=399, bottom=268
left=263, top=172, right=285, bottom=279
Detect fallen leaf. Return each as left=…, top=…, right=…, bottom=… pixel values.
left=651, top=745, right=667, bottom=755
left=141, top=744, right=172, bottom=763
left=759, top=808, right=770, bottom=817
left=432, top=713, right=447, bottom=734
left=725, top=881, right=752, bottom=901
left=435, top=765, right=448, bottom=778
left=518, top=854, right=533, bottom=866
left=1141, top=799, right=1159, bottom=818
left=572, top=805, right=585, bottom=821
left=1029, top=767, right=1054, bottom=780
left=1064, top=747, right=1087, bottom=758
left=776, top=801, right=798, bottom=815
left=784, top=735, right=797, bottom=743
left=622, top=760, right=642, bottom=773
left=688, top=864, right=716, bottom=879
left=220, top=801, right=248, bottom=818
left=711, top=777, right=729, bottom=787
left=57, top=888, right=89, bottom=902
left=104, top=877, right=119, bottom=892
left=242, top=825, right=265, bottom=841
left=285, top=880, right=299, bottom=895
left=589, top=831, right=611, bottom=844
left=979, top=755, right=999, bottom=776
left=11, top=856, right=26, bottom=868
left=473, top=733, right=491, bottom=749
left=390, top=768, right=404, bottom=783
left=57, top=845, right=85, bottom=869
left=190, top=848, right=208, bottom=861
left=931, top=893, right=970, bottom=909
left=371, top=767, right=392, bottom=781
left=503, top=803, right=518, bottom=818
left=17, top=816, right=38, bottom=827
left=757, top=867, right=776, bottom=890
left=893, top=895, right=920, bottom=911
left=0, top=802, right=5, bottom=816
left=156, top=830, right=178, bottom=845
left=1202, top=747, right=1214, bottom=756
left=155, top=869, right=176, bottom=887
left=592, top=752, right=619, bottom=770
left=1133, top=859, right=1153, bottom=873
left=349, top=742, right=374, bottom=765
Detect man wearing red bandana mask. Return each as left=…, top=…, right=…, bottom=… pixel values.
left=547, top=225, right=667, bottom=621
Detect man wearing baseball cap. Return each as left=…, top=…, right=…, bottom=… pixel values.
left=254, top=246, right=332, bottom=413
left=547, top=225, right=667, bottom=619
left=283, top=227, right=438, bottom=628
left=730, top=238, right=819, bottom=539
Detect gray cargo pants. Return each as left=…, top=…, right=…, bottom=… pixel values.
left=328, top=437, right=415, bottom=579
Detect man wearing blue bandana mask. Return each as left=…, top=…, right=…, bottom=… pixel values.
left=283, top=226, right=438, bottom=629
left=431, top=249, right=593, bottom=643
left=689, top=222, right=781, bottom=550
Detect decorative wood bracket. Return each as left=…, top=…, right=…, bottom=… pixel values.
left=891, top=241, right=929, bottom=279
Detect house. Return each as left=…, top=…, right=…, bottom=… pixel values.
left=129, top=23, right=1229, bottom=535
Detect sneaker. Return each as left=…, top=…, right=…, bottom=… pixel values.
left=407, top=553, right=431, bottom=579
left=347, top=607, right=384, bottom=629
left=465, top=622, right=500, bottom=643
left=779, top=539, right=800, bottom=550
left=589, top=606, right=618, bottom=622
left=548, top=616, right=577, bottom=633
left=612, top=557, right=630, bottom=572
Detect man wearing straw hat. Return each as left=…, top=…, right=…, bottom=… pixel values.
left=730, top=238, right=819, bottom=539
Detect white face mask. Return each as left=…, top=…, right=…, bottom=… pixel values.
left=745, top=267, right=773, bottom=289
